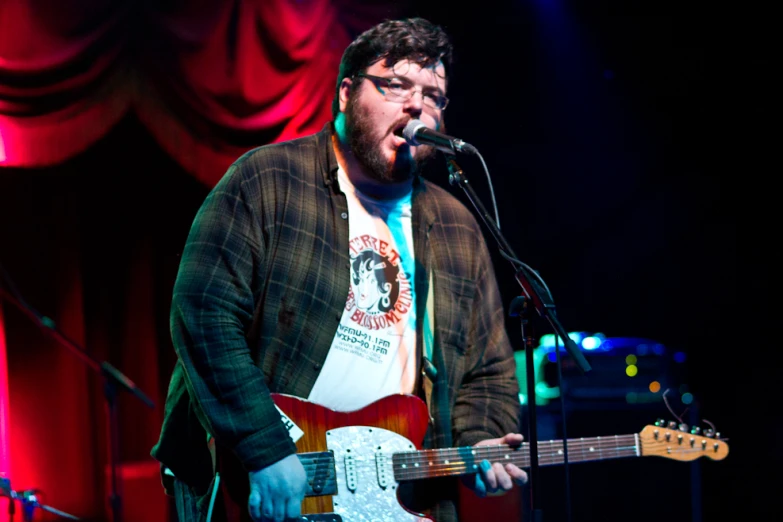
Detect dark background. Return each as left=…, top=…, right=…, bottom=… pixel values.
left=405, top=2, right=760, bottom=521
left=0, top=0, right=768, bottom=521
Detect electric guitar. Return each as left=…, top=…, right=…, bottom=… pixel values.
left=217, top=393, right=729, bottom=522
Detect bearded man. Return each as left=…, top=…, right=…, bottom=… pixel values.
left=152, top=17, right=526, bottom=522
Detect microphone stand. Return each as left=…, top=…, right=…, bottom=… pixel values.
left=0, top=284, right=155, bottom=522
left=444, top=156, right=591, bottom=522
left=1, top=477, right=80, bottom=521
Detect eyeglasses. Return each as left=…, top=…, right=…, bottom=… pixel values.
left=356, top=73, right=449, bottom=111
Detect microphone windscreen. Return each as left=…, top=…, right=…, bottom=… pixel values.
left=402, top=119, right=427, bottom=144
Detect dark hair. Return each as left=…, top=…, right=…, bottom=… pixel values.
left=331, top=18, right=453, bottom=117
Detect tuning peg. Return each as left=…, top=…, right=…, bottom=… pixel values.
left=655, top=418, right=667, bottom=427
left=690, top=426, right=701, bottom=435
left=678, top=423, right=689, bottom=432
left=667, top=421, right=678, bottom=429
left=701, top=419, right=721, bottom=439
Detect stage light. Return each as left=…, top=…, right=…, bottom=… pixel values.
left=581, top=334, right=604, bottom=350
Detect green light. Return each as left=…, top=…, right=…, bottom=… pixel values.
left=626, top=365, right=638, bottom=377
left=535, top=381, right=560, bottom=399
left=514, top=348, right=559, bottom=406
left=539, top=332, right=583, bottom=348
left=625, top=354, right=637, bottom=365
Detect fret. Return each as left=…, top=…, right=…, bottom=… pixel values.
left=391, top=434, right=640, bottom=481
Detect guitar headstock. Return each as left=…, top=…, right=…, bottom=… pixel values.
left=639, top=421, right=729, bottom=462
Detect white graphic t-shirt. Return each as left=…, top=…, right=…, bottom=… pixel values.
left=307, top=168, right=417, bottom=411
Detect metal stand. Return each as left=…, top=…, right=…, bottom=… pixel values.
left=1, top=477, right=80, bottom=520
left=444, top=156, right=591, bottom=522
left=0, top=281, right=155, bottom=522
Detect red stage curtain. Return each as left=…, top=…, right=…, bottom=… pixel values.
left=0, top=0, right=133, bottom=168
left=0, top=0, right=401, bottom=185
left=0, top=2, right=403, bottom=520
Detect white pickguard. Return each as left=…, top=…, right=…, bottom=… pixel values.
left=326, top=426, right=430, bottom=521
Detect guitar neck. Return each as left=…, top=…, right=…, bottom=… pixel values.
left=391, top=434, right=640, bottom=481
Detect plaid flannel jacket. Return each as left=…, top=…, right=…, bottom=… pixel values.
left=151, top=123, right=520, bottom=511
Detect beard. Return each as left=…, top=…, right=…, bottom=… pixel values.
left=344, top=94, right=437, bottom=184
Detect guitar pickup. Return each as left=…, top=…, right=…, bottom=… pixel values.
left=299, top=451, right=338, bottom=496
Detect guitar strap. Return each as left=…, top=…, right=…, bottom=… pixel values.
left=421, top=270, right=436, bottom=422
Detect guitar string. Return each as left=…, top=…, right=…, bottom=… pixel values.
left=296, top=437, right=641, bottom=478
left=296, top=434, right=722, bottom=481
left=295, top=435, right=703, bottom=466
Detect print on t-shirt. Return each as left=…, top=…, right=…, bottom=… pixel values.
left=347, top=236, right=413, bottom=332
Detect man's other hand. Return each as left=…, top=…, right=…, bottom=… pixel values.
left=464, top=433, right=528, bottom=497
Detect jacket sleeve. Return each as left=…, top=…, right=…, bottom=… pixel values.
left=170, top=162, right=296, bottom=472
left=452, top=227, right=521, bottom=448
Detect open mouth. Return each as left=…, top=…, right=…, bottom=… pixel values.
left=390, top=123, right=411, bottom=148
left=392, top=122, right=407, bottom=139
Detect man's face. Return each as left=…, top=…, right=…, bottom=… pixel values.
left=342, top=59, right=447, bottom=184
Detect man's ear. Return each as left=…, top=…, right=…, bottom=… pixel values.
left=338, top=77, right=352, bottom=113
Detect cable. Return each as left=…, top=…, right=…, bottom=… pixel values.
left=466, top=156, right=557, bottom=303
left=553, top=334, right=573, bottom=522
left=473, top=148, right=501, bottom=231
left=205, top=473, right=220, bottom=522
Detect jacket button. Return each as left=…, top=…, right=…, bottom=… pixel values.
left=313, top=363, right=322, bottom=371
left=340, top=212, right=348, bottom=219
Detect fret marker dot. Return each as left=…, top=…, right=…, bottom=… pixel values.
left=414, top=463, right=419, bottom=467
left=444, top=460, right=449, bottom=464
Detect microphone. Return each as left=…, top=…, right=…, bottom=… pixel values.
left=402, top=120, right=477, bottom=155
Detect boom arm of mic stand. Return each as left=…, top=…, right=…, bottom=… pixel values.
left=0, top=286, right=155, bottom=407
left=444, top=156, right=591, bottom=373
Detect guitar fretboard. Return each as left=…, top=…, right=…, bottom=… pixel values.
left=391, top=434, right=640, bottom=481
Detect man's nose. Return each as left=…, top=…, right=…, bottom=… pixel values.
left=403, top=90, right=424, bottom=116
